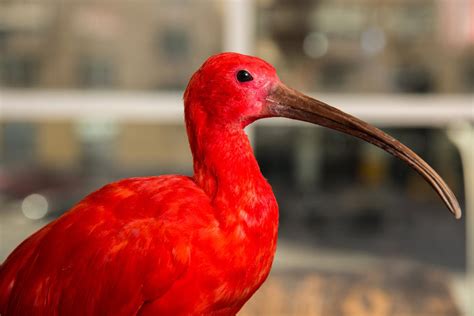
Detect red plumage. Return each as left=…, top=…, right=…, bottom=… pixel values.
left=0, top=53, right=279, bottom=315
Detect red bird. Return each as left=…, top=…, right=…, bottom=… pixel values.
left=0, top=53, right=461, bottom=315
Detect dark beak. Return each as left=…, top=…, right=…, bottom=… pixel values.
left=265, top=83, right=461, bottom=219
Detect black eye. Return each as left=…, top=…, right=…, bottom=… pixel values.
left=236, top=70, right=253, bottom=82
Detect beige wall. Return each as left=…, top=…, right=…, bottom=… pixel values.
left=36, top=121, right=80, bottom=169
left=117, top=123, right=192, bottom=170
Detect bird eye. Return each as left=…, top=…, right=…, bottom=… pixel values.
left=236, top=70, right=253, bottom=83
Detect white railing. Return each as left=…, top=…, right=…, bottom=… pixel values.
left=1, top=90, right=472, bottom=126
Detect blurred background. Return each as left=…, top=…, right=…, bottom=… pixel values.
left=0, top=0, right=473, bottom=315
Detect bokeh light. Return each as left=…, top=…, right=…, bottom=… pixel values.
left=303, top=32, right=329, bottom=59
left=21, top=194, right=49, bottom=220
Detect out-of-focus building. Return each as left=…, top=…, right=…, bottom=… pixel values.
left=1, top=0, right=472, bottom=91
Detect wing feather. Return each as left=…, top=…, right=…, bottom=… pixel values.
left=0, top=176, right=205, bottom=316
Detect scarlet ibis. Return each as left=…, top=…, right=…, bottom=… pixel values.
left=0, top=53, right=461, bottom=315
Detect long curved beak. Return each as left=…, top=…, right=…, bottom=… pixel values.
left=265, top=83, right=461, bottom=219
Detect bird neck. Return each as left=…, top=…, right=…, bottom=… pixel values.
left=187, top=119, right=276, bottom=228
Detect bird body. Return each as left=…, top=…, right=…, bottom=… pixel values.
left=0, top=53, right=460, bottom=315
left=0, top=128, right=278, bottom=315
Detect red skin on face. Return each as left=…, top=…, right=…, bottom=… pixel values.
left=0, top=53, right=280, bottom=315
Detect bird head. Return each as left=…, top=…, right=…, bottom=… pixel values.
left=184, top=52, right=461, bottom=219
left=184, top=52, right=278, bottom=126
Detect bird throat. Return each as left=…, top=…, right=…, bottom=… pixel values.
left=190, top=122, right=277, bottom=230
